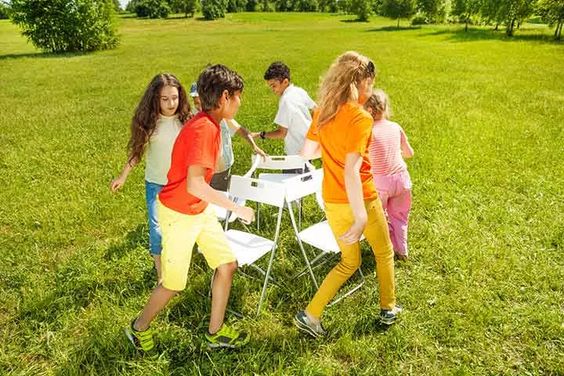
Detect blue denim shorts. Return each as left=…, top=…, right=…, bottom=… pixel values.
left=145, top=180, right=164, bottom=256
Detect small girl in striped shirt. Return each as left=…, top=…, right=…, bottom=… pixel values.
left=364, top=90, right=414, bottom=260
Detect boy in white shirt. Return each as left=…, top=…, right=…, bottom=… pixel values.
left=253, top=62, right=316, bottom=168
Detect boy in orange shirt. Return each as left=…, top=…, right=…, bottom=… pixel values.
left=125, top=65, right=255, bottom=353
left=296, top=52, right=401, bottom=338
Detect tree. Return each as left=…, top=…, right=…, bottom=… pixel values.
left=10, top=0, right=118, bottom=53
left=452, top=0, right=481, bottom=31
left=416, top=0, right=447, bottom=23
left=381, top=0, right=416, bottom=28
left=537, top=0, right=564, bottom=40
left=0, top=1, right=10, bottom=19
left=201, top=0, right=227, bottom=19
left=500, top=0, right=537, bottom=36
left=227, top=0, right=247, bottom=12
left=134, top=0, right=170, bottom=18
left=350, top=0, right=373, bottom=21
left=172, top=0, right=198, bottom=16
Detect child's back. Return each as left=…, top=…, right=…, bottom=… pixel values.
left=369, top=119, right=410, bottom=176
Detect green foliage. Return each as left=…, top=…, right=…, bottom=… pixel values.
left=381, top=0, right=416, bottom=27
left=202, top=0, right=227, bottom=19
left=0, top=2, right=10, bottom=19
left=112, top=0, right=121, bottom=11
left=318, top=0, right=338, bottom=12
left=350, top=0, right=373, bottom=21
left=133, top=0, right=171, bottom=18
left=9, top=0, right=118, bottom=53
left=171, top=0, right=199, bottom=16
left=227, top=0, right=248, bottom=12
left=536, top=0, right=564, bottom=39
left=416, top=0, right=447, bottom=22
left=452, top=0, right=481, bottom=30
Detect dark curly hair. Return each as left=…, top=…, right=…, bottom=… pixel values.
left=263, top=61, right=291, bottom=81
left=197, top=64, right=244, bottom=112
left=127, top=73, right=191, bottom=164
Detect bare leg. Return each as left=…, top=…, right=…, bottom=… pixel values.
left=152, top=255, right=162, bottom=283
left=209, top=262, right=237, bottom=334
left=134, top=284, right=177, bottom=331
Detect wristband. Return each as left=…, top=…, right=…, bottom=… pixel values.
left=260, top=131, right=266, bottom=139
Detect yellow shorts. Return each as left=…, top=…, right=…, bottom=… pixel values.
left=157, top=199, right=236, bottom=291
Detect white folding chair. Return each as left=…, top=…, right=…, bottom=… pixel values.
left=283, top=169, right=365, bottom=306
left=246, top=154, right=313, bottom=230
left=224, top=175, right=287, bottom=315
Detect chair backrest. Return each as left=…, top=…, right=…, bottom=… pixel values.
left=247, top=155, right=311, bottom=176
left=283, top=168, right=324, bottom=203
left=228, top=175, right=286, bottom=208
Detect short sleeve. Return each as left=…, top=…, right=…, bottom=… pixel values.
left=305, top=92, right=316, bottom=110
left=274, top=97, right=291, bottom=129
left=185, top=123, right=216, bottom=170
left=306, top=110, right=320, bottom=142
left=225, top=119, right=240, bottom=137
left=345, top=107, right=373, bottom=155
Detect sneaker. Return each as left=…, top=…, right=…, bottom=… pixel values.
left=205, top=324, right=250, bottom=349
left=124, top=319, right=156, bottom=354
left=294, top=311, right=326, bottom=338
left=379, top=306, right=403, bottom=325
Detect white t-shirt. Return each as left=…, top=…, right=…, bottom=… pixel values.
left=274, top=84, right=316, bottom=155
left=145, top=115, right=183, bottom=185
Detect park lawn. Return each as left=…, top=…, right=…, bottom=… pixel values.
left=0, top=12, right=563, bottom=375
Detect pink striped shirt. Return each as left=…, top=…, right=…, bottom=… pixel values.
left=369, top=119, right=414, bottom=176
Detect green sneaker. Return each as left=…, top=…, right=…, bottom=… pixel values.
left=205, top=324, right=250, bottom=349
left=124, top=319, right=156, bottom=354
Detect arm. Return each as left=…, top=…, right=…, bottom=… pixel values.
left=400, top=129, right=414, bottom=159
left=300, top=139, right=321, bottom=160
left=110, top=157, right=138, bottom=192
left=186, top=165, right=254, bottom=223
left=233, top=124, right=268, bottom=158
left=251, top=125, right=288, bottom=140
left=339, top=152, right=367, bottom=245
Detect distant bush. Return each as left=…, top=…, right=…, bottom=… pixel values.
left=171, top=0, right=198, bottom=17
left=411, top=13, right=428, bottom=24
left=0, top=2, right=10, bottom=19
left=134, top=0, right=170, bottom=18
left=10, top=0, right=119, bottom=53
left=202, top=0, right=227, bottom=19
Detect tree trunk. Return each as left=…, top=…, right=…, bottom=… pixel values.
left=397, top=18, right=400, bottom=29
left=556, top=21, right=562, bottom=40
left=465, top=16, right=468, bottom=32
left=506, top=18, right=515, bottom=36
left=494, top=23, right=499, bottom=31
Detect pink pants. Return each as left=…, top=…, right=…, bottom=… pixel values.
left=373, top=171, right=412, bottom=256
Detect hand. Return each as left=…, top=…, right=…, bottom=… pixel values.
left=253, top=146, right=268, bottom=159
left=235, top=205, right=255, bottom=224
left=250, top=132, right=261, bottom=139
left=110, top=175, right=126, bottom=192
left=339, top=219, right=366, bottom=245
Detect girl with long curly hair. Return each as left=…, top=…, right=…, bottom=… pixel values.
left=295, top=51, right=401, bottom=338
left=110, top=73, right=191, bottom=281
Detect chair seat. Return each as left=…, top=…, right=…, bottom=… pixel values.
left=225, top=229, right=274, bottom=266
left=298, top=220, right=365, bottom=254
left=258, top=173, right=298, bottom=184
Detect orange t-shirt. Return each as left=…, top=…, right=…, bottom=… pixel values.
left=306, top=102, right=377, bottom=204
left=158, top=112, right=220, bottom=215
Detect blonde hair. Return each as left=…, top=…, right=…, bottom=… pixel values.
left=364, top=89, right=391, bottom=120
left=316, top=51, right=376, bottom=127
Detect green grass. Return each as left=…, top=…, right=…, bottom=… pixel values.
left=1, top=12, right=563, bottom=375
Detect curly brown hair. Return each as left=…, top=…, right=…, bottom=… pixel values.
left=127, top=73, right=191, bottom=164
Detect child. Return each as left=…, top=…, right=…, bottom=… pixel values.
left=364, top=90, right=414, bottom=260
left=124, top=64, right=255, bottom=354
left=110, top=73, right=191, bottom=282
left=253, top=62, right=315, bottom=166
left=297, top=51, right=401, bottom=338
left=190, top=82, right=267, bottom=191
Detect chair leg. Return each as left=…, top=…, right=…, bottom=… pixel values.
left=327, top=266, right=365, bottom=307
left=287, top=201, right=318, bottom=289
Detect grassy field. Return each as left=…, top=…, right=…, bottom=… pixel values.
left=0, top=12, right=563, bottom=375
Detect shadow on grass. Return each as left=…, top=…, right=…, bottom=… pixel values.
left=104, top=224, right=147, bottom=261
left=0, top=51, right=89, bottom=61
left=420, top=27, right=559, bottom=44
left=340, top=18, right=369, bottom=23
left=366, top=25, right=421, bottom=32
